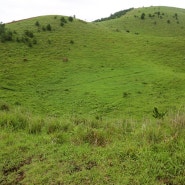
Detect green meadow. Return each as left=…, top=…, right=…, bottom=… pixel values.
left=0, top=6, right=185, bottom=184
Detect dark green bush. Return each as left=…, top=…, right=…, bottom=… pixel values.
left=70, top=40, right=74, bottom=44
left=24, top=30, right=34, bottom=38
left=60, top=22, right=65, bottom=27
left=68, top=16, right=74, bottom=22
left=153, top=107, right=166, bottom=119
left=141, top=13, right=145, bottom=20
left=46, top=24, right=52, bottom=31
left=35, top=21, right=40, bottom=27
left=0, top=104, right=10, bottom=111
left=0, top=30, right=13, bottom=42
left=60, top=17, right=67, bottom=23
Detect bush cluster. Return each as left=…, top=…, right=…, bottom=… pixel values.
left=138, top=11, right=179, bottom=25
left=0, top=23, right=13, bottom=42
left=0, top=22, right=38, bottom=47
left=17, top=30, right=37, bottom=47
left=41, top=24, right=52, bottom=31
left=35, top=20, right=52, bottom=32
left=94, top=8, right=134, bottom=22
left=60, top=16, right=74, bottom=27
left=60, top=17, right=67, bottom=27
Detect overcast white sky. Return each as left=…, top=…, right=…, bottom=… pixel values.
left=1, top=0, right=185, bottom=23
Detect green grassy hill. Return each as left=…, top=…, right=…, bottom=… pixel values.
left=98, top=6, right=185, bottom=37
left=0, top=6, right=185, bottom=184
left=1, top=6, right=185, bottom=118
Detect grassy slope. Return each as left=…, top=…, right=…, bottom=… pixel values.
left=1, top=7, right=185, bottom=118
left=0, top=6, right=185, bottom=184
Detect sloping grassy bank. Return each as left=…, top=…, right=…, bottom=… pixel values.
left=0, top=105, right=184, bottom=184
left=1, top=9, right=185, bottom=118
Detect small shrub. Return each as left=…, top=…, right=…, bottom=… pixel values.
left=0, top=24, right=14, bottom=42
left=174, top=13, right=178, bottom=20
left=60, top=17, right=67, bottom=23
left=167, top=20, right=171, bottom=24
left=153, top=107, right=166, bottom=120
left=24, top=30, right=34, bottom=38
left=60, top=22, right=65, bottom=27
left=35, top=21, right=40, bottom=27
left=141, top=13, right=145, bottom=20
left=70, top=40, right=74, bottom=44
left=68, top=16, right=74, bottom=22
left=1, top=30, right=13, bottom=42
left=123, top=92, right=130, bottom=98
left=157, top=11, right=160, bottom=18
left=46, top=24, right=52, bottom=31
left=0, top=104, right=10, bottom=111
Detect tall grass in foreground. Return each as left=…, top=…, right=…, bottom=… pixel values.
left=0, top=105, right=184, bottom=146
left=0, top=105, right=185, bottom=184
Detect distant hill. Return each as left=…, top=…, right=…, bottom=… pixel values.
left=97, top=6, right=185, bottom=37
